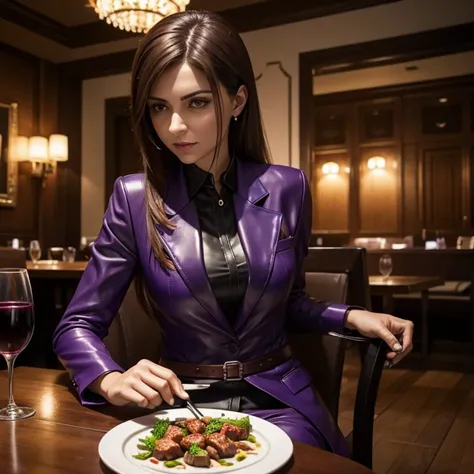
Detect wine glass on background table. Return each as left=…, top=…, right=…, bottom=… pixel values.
left=379, top=254, right=393, bottom=281
left=29, top=240, right=41, bottom=264
left=0, top=268, right=36, bottom=420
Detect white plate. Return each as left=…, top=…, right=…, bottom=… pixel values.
left=98, top=407, right=293, bottom=474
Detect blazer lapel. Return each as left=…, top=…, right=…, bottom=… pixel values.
left=234, top=160, right=281, bottom=331
left=156, top=166, right=232, bottom=333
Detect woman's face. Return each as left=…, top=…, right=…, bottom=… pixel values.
left=148, top=62, right=246, bottom=172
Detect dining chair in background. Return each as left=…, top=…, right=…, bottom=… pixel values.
left=0, top=247, right=26, bottom=268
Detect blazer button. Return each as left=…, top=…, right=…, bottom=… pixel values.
left=228, top=343, right=239, bottom=355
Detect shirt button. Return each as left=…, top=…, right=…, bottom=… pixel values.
left=218, top=199, right=224, bottom=207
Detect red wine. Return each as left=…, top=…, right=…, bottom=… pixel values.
left=0, top=302, right=34, bottom=355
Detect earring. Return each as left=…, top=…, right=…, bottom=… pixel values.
left=234, top=116, right=238, bottom=122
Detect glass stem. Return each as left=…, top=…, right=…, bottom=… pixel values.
left=4, top=354, right=18, bottom=413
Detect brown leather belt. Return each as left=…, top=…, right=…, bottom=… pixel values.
left=160, top=345, right=293, bottom=381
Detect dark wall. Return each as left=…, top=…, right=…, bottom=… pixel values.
left=0, top=42, right=82, bottom=251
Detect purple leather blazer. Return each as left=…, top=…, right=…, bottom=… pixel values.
left=53, top=159, right=351, bottom=455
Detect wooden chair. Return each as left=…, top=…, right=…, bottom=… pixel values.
left=104, top=247, right=386, bottom=469
left=291, top=246, right=387, bottom=469
left=0, top=247, right=26, bottom=268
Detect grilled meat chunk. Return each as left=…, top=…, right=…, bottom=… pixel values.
left=163, top=425, right=185, bottom=443
left=186, top=419, right=206, bottom=434
left=206, top=446, right=220, bottom=460
left=183, top=450, right=211, bottom=467
left=220, top=423, right=249, bottom=441
left=205, top=432, right=237, bottom=458
left=153, top=438, right=183, bottom=460
left=180, top=433, right=206, bottom=450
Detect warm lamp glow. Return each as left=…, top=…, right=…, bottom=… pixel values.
left=48, top=134, right=68, bottom=162
left=10, top=136, right=29, bottom=162
left=322, top=161, right=339, bottom=175
left=89, top=0, right=190, bottom=33
left=367, top=156, right=386, bottom=170
left=28, top=136, right=48, bottom=162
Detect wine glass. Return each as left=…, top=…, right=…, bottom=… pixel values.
left=29, top=240, right=41, bottom=264
left=0, top=268, right=36, bottom=420
left=379, top=254, right=393, bottom=281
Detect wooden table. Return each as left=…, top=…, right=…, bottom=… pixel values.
left=369, top=275, right=444, bottom=358
left=0, top=367, right=373, bottom=474
left=27, top=260, right=88, bottom=279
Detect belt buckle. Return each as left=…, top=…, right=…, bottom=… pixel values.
left=222, top=360, right=243, bottom=381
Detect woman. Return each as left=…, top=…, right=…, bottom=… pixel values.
left=53, top=10, right=413, bottom=456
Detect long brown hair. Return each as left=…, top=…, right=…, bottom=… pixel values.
left=130, top=10, right=271, bottom=313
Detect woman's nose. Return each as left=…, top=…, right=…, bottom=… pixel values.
left=169, top=113, right=187, bottom=135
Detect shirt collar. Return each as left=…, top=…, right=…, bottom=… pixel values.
left=184, top=157, right=237, bottom=198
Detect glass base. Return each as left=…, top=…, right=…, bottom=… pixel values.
left=0, top=406, right=36, bottom=421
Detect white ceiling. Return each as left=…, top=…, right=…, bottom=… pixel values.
left=15, top=0, right=269, bottom=27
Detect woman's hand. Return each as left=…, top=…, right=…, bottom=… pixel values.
left=92, top=359, right=189, bottom=409
left=345, top=309, right=414, bottom=367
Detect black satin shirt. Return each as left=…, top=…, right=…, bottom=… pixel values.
left=184, top=160, right=248, bottom=324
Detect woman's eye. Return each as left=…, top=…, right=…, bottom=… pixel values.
left=152, top=103, right=167, bottom=113
left=190, top=99, right=209, bottom=108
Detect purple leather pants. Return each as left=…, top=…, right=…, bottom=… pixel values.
left=245, top=408, right=332, bottom=451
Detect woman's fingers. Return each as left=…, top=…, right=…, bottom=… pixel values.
left=147, top=362, right=189, bottom=400
left=120, top=387, right=152, bottom=407
left=140, top=371, right=173, bottom=405
left=131, top=379, right=163, bottom=407
left=378, top=325, right=403, bottom=353
left=383, top=320, right=414, bottom=367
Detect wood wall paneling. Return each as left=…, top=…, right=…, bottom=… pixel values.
left=56, top=69, right=82, bottom=248
left=0, top=42, right=81, bottom=250
left=311, top=76, right=474, bottom=240
left=422, top=147, right=464, bottom=230
left=0, top=46, right=41, bottom=244
left=359, top=146, right=400, bottom=234
left=403, top=144, right=420, bottom=235
left=105, top=97, right=141, bottom=206
left=312, top=152, right=350, bottom=232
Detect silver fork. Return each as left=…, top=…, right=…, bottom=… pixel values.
left=186, top=399, right=204, bottom=419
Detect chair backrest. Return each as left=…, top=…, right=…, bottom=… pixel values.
left=0, top=247, right=26, bottom=268
left=287, top=272, right=348, bottom=420
left=289, top=246, right=371, bottom=421
left=103, top=281, right=162, bottom=370
left=304, top=247, right=372, bottom=310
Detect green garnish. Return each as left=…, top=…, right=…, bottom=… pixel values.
left=217, top=460, right=233, bottom=466
left=138, top=436, right=156, bottom=452
left=132, top=451, right=153, bottom=460
left=134, top=418, right=171, bottom=459
left=188, top=443, right=207, bottom=456
left=180, top=427, right=189, bottom=436
left=164, top=460, right=182, bottom=468
left=152, top=418, right=171, bottom=439
left=247, top=434, right=257, bottom=443
left=236, top=453, right=247, bottom=462
left=204, top=416, right=251, bottom=435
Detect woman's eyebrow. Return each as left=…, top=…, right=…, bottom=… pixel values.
left=148, top=89, right=212, bottom=102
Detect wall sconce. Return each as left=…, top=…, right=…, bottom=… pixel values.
left=322, top=161, right=339, bottom=175
left=367, top=156, right=386, bottom=170
left=11, top=134, right=68, bottom=185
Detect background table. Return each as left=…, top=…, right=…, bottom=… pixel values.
left=369, top=275, right=444, bottom=358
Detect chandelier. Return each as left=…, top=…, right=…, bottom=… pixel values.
left=89, top=1, right=191, bottom=34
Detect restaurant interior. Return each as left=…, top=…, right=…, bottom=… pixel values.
left=1, top=0, right=474, bottom=473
